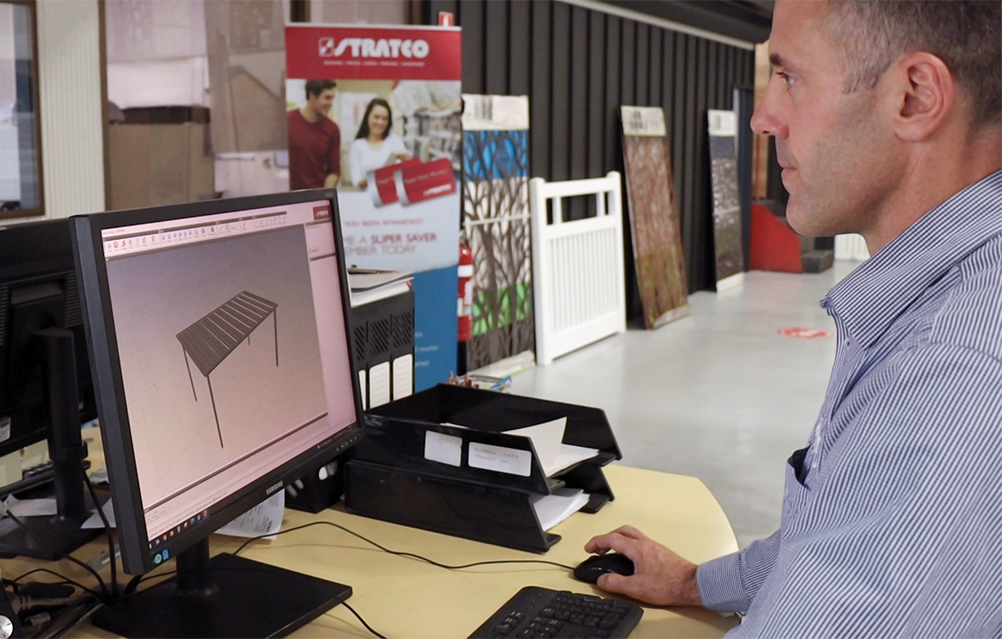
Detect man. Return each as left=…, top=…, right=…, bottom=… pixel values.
left=587, top=1, right=1002, bottom=635
left=288, top=80, right=341, bottom=190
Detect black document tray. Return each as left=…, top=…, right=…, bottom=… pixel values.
left=344, top=384, right=622, bottom=553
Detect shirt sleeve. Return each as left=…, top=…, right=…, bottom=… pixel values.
left=697, top=529, right=782, bottom=614
left=732, top=344, right=1002, bottom=637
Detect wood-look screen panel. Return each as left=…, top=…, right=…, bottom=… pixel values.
left=428, top=0, right=755, bottom=294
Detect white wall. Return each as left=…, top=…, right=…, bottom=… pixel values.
left=32, top=0, right=105, bottom=220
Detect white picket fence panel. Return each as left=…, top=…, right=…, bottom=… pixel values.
left=835, top=234, right=870, bottom=261
left=529, top=172, right=627, bottom=365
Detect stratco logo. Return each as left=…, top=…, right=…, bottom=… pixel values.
left=318, top=36, right=430, bottom=60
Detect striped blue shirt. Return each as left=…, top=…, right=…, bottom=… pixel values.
left=696, top=170, right=1002, bottom=637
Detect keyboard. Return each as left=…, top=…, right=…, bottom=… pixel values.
left=0, top=459, right=92, bottom=499
left=469, top=587, right=643, bottom=639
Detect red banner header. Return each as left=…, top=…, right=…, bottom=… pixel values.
left=286, top=25, right=461, bottom=81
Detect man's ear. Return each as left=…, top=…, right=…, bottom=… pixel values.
left=890, top=52, right=955, bottom=142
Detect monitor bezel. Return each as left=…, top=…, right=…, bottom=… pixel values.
left=71, top=190, right=364, bottom=574
left=0, top=218, right=96, bottom=458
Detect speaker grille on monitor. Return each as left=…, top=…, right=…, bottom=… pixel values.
left=0, top=285, right=8, bottom=352
left=64, top=273, right=83, bottom=327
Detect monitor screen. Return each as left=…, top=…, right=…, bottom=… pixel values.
left=73, top=191, right=362, bottom=576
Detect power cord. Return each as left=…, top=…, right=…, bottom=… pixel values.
left=233, top=520, right=576, bottom=571
left=0, top=506, right=112, bottom=602
left=82, top=470, right=118, bottom=598
left=230, top=520, right=575, bottom=639
left=6, top=569, right=104, bottom=599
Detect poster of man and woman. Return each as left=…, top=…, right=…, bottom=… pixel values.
left=285, top=24, right=462, bottom=391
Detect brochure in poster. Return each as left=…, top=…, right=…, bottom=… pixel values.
left=285, top=24, right=462, bottom=391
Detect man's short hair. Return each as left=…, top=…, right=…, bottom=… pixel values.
left=305, top=80, right=337, bottom=99
left=824, top=0, right=1001, bottom=129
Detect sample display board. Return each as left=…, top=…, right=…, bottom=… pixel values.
left=708, top=109, right=745, bottom=291
left=619, top=107, right=689, bottom=329
left=461, top=95, right=534, bottom=371
left=285, top=25, right=462, bottom=390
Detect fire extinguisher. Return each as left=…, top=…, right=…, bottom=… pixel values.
left=458, top=235, right=473, bottom=345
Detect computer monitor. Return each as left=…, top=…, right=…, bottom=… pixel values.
left=0, top=219, right=104, bottom=559
left=71, top=191, right=364, bottom=638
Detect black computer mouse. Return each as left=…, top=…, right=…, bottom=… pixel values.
left=572, top=553, right=635, bottom=584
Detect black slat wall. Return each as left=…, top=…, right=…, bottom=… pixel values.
left=428, top=0, right=756, bottom=293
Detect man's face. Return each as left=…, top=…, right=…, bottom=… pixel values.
left=309, top=88, right=336, bottom=118
left=751, top=1, right=903, bottom=238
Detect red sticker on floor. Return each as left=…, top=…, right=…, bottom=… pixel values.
left=778, top=328, right=833, bottom=339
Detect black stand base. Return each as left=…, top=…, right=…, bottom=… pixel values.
left=92, top=553, right=352, bottom=638
left=0, top=489, right=110, bottom=560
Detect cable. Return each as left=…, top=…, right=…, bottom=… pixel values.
left=0, top=508, right=112, bottom=601
left=233, top=520, right=575, bottom=571
left=337, top=601, right=388, bottom=639
left=48, top=599, right=102, bottom=639
left=5, top=569, right=104, bottom=598
left=82, top=471, right=118, bottom=598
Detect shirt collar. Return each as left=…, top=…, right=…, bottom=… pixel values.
left=822, top=170, right=1002, bottom=348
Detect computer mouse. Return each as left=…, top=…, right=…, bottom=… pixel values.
left=572, top=553, right=635, bottom=584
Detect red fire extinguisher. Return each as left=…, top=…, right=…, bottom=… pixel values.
left=458, top=235, right=473, bottom=344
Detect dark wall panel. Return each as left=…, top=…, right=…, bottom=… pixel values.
left=434, top=0, right=756, bottom=293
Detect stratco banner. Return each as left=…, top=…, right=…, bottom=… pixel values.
left=286, top=26, right=461, bottom=80
left=285, top=24, right=462, bottom=393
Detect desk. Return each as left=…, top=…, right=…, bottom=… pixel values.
left=4, top=431, right=739, bottom=638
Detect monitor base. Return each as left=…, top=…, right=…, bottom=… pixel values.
left=92, top=552, right=352, bottom=638
left=0, top=489, right=110, bottom=560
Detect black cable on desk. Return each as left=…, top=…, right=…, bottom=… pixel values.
left=333, top=600, right=388, bottom=639
left=233, top=520, right=576, bottom=571
left=6, top=569, right=104, bottom=599
left=82, top=470, right=118, bottom=598
left=0, top=509, right=112, bottom=601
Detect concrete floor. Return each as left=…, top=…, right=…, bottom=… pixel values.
left=510, top=261, right=860, bottom=550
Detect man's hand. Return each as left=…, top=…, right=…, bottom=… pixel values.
left=324, top=173, right=340, bottom=188
left=584, top=525, right=703, bottom=607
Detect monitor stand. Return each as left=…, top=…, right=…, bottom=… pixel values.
left=0, top=328, right=109, bottom=560
left=92, top=539, right=352, bottom=638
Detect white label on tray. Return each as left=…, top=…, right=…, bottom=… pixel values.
left=468, top=442, right=532, bottom=477
left=425, top=430, right=462, bottom=467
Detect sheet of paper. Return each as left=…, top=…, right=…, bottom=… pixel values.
left=551, top=443, right=601, bottom=476
left=89, top=464, right=110, bottom=485
left=216, top=491, right=284, bottom=540
left=506, top=418, right=566, bottom=476
left=468, top=442, right=532, bottom=477
left=444, top=418, right=600, bottom=477
left=505, top=418, right=600, bottom=477
left=82, top=499, right=116, bottom=529
left=4, top=495, right=57, bottom=518
left=425, top=430, right=462, bottom=467
left=531, top=488, right=590, bottom=531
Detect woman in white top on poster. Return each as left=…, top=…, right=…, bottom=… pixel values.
left=349, top=98, right=411, bottom=190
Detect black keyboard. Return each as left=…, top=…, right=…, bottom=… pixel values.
left=469, top=587, right=643, bottom=639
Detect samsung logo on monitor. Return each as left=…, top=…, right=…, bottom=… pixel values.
left=266, top=481, right=283, bottom=495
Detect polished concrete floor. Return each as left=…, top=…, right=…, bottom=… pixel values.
left=510, top=260, right=861, bottom=550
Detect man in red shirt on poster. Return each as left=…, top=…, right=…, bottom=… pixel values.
left=288, top=80, right=341, bottom=190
